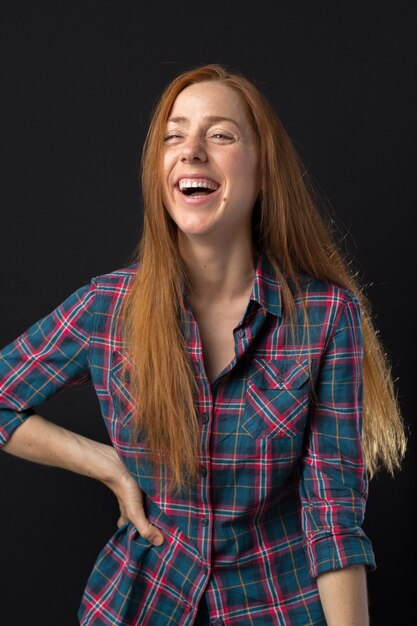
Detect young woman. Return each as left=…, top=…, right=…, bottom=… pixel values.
left=0, top=65, right=406, bottom=625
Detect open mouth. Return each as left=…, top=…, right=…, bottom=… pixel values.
left=177, top=178, right=220, bottom=197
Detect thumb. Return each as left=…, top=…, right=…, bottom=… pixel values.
left=128, top=492, right=164, bottom=546
left=112, top=472, right=165, bottom=546
left=133, top=516, right=164, bottom=546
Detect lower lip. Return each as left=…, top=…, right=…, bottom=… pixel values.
left=174, top=186, right=221, bottom=206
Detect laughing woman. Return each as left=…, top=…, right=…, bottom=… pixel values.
left=0, top=65, right=406, bottom=625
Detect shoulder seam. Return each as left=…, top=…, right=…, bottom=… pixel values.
left=324, top=291, right=361, bottom=355
left=87, top=279, right=98, bottom=370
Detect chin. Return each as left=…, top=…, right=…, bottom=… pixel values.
left=178, top=225, right=214, bottom=238
left=172, top=213, right=216, bottom=236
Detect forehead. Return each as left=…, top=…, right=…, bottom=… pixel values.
left=168, top=81, right=252, bottom=127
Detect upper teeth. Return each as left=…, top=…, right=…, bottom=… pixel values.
left=178, top=178, right=219, bottom=192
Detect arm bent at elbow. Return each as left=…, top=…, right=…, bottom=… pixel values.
left=2, top=414, right=164, bottom=546
left=3, top=413, right=120, bottom=482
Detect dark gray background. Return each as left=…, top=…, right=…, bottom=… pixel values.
left=0, top=1, right=415, bottom=624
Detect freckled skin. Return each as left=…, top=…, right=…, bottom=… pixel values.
left=161, top=82, right=259, bottom=243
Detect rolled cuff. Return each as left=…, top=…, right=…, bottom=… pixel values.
left=0, top=408, right=35, bottom=448
left=304, top=527, right=377, bottom=578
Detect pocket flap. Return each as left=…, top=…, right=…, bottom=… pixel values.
left=250, top=358, right=310, bottom=390
left=111, top=349, right=131, bottom=383
left=110, top=350, right=134, bottom=425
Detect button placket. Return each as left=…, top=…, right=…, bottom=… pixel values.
left=198, top=391, right=212, bottom=570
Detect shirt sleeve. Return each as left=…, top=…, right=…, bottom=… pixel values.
left=299, top=293, right=376, bottom=578
left=0, top=281, right=96, bottom=448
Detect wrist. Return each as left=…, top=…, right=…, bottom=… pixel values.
left=74, top=435, right=124, bottom=484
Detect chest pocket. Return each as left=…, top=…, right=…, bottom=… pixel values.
left=110, top=350, right=135, bottom=426
left=242, top=358, right=310, bottom=439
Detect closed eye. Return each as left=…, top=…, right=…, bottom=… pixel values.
left=209, top=132, right=235, bottom=141
left=163, top=133, right=184, bottom=143
left=163, top=131, right=236, bottom=144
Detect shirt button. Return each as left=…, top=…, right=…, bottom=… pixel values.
left=200, top=516, right=209, bottom=527
left=201, top=412, right=209, bottom=424
left=212, top=620, right=224, bottom=626
left=199, top=466, right=207, bottom=477
left=237, top=329, right=245, bottom=338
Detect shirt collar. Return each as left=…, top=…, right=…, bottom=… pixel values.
left=250, top=254, right=283, bottom=318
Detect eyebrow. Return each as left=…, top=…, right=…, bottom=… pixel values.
left=167, top=115, right=241, bottom=128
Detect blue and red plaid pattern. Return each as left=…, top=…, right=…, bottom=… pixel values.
left=0, top=256, right=376, bottom=625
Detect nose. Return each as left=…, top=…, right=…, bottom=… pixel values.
left=180, top=136, right=207, bottom=163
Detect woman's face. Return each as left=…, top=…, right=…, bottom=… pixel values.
left=161, top=81, right=259, bottom=244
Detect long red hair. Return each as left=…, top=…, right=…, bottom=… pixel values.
left=122, top=64, right=406, bottom=492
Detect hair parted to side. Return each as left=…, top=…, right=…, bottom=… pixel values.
left=121, top=64, right=406, bottom=493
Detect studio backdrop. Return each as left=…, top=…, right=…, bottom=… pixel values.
left=0, top=2, right=415, bottom=625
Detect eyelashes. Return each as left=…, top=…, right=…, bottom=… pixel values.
left=163, top=132, right=236, bottom=144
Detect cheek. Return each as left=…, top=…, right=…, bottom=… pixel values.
left=162, top=151, right=176, bottom=181
left=161, top=187, right=173, bottom=217
left=161, top=157, right=174, bottom=199
left=232, top=155, right=259, bottom=193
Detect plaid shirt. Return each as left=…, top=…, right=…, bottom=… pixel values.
left=0, top=255, right=375, bottom=625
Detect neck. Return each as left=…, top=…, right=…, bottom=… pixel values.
left=179, top=233, right=258, bottom=302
